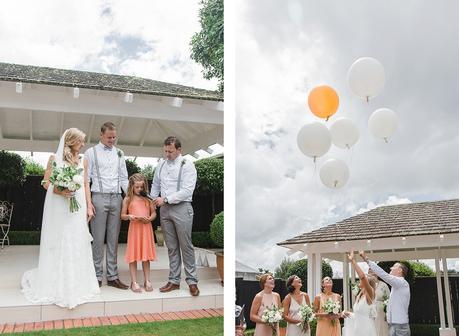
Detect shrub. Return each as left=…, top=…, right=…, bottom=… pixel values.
left=274, top=257, right=295, bottom=280
left=192, top=231, right=217, bottom=248
left=284, top=259, right=333, bottom=292
left=141, top=164, right=155, bottom=180
left=195, top=158, right=224, bottom=194
left=0, top=151, right=26, bottom=186
left=24, top=158, right=45, bottom=176
left=125, top=158, right=141, bottom=177
left=410, top=261, right=435, bottom=276
left=210, top=211, right=223, bottom=248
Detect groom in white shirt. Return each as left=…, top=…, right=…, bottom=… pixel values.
left=360, top=251, right=410, bottom=336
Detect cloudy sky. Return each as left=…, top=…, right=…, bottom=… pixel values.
left=236, top=0, right=459, bottom=273
left=0, top=0, right=219, bottom=167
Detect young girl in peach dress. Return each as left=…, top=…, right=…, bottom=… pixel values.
left=121, top=173, right=157, bottom=293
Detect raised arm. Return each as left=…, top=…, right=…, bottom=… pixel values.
left=348, top=251, right=374, bottom=302
left=359, top=251, right=408, bottom=289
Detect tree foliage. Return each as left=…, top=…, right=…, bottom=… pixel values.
left=0, top=151, right=26, bottom=186
left=210, top=211, right=224, bottom=248
left=125, top=158, right=141, bottom=177
left=195, top=158, right=224, bottom=194
left=190, top=0, right=224, bottom=91
left=24, top=158, right=45, bottom=176
left=277, top=258, right=333, bottom=292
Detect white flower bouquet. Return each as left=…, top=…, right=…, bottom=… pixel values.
left=350, top=280, right=360, bottom=296
left=297, top=303, right=315, bottom=332
left=323, top=298, right=341, bottom=325
left=261, top=304, right=284, bottom=336
left=47, top=162, right=84, bottom=212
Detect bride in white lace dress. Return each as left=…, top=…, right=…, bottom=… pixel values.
left=343, top=251, right=377, bottom=336
left=21, top=128, right=100, bottom=309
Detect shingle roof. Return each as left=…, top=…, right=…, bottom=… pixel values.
left=278, top=199, right=459, bottom=246
left=0, top=62, right=222, bottom=101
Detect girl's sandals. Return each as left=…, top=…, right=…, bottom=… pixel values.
left=130, top=282, right=142, bottom=293
left=144, top=281, right=154, bottom=292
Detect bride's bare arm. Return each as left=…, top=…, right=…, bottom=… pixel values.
left=348, top=251, right=374, bottom=302
left=41, top=155, right=55, bottom=190
left=84, top=159, right=95, bottom=221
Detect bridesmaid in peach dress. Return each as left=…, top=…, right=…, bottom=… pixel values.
left=250, top=274, right=282, bottom=335
left=121, top=173, right=157, bottom=293
left=313, top=276, right=343, bottom=336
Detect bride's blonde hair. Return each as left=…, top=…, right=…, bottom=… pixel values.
left=63, top=128, right=86, bottom=165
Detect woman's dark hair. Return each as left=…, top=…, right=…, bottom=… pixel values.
left=286, top=275, right=296, bottom=293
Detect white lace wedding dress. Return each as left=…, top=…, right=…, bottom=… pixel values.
left=21, top=131, right=100, bottom=309
left=343, top=297, right=377, bottom=336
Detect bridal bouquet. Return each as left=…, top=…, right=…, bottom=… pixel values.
left=323, top=298, right=341, bottom=325
left=261, top=304, right=283, bottom=336
left=297, top=303, right=315, bottom=332
left=47, top=162, right=84, bottom=212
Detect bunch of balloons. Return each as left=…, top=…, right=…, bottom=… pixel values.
left=297, top=57, right=399, bottom=189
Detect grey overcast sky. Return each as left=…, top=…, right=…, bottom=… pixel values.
left=236, top=0, right=459, bottom=272
left=0, top=0, right=220, bottom=167
left=0, top=0, right=217, bottom=90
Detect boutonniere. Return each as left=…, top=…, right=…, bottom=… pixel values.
left=181, top=159, right=186, bottom=166
left=117, top=149, right=123, bottom=158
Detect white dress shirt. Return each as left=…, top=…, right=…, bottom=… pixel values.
left=84, top=142, right=129, bottom=193
left=150, top=154, right=197, bottom=204
left=368, top=261, right=410, bottom=324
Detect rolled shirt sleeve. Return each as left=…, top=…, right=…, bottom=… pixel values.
left=368, top=261, right=408, bottom=289
left=84, top=150, right=94, bottom=184
left=119, top=155, right=129, bottom=194
left=149, top=162, right=162, bottom=199
left=167, top=162, right=197, bottom=204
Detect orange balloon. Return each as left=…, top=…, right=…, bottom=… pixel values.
left=308, top=85, right=339, bottom=120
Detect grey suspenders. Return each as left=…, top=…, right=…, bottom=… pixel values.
left=93, top=146, right=121, bottom=193
left=158, top=158, right=186, bottom=192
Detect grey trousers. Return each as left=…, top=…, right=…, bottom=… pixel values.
left=160, top=202, right=198, bottom=285
left=389, top=323, right=410, bottom=336
left=90, top=193, right=122, bottom=281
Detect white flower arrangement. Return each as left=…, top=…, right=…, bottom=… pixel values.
left=297, top=303, right=315, bottom=331
left=261, top=304, right=283, bottom=336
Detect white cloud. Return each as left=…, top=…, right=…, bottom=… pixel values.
left=0, top=0, right=217, bottom=90
left=236, top=0, right=459, bottom=272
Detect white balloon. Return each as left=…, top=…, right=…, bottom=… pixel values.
left=330, top=118, right=359, bottom=149
left=348, top=57, right=385, bottom=101
left=297, top=122, right=331, bottom=160
left=368, top=108, right=398, bottom=142
left=319, top=158, right=350, bottom=189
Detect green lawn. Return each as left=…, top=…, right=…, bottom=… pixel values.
left=15, top=317, right=223, bottom=336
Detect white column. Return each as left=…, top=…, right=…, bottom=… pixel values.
left=441, top=257, right=455, bottom=332
left=307, top=253, right=315, bottom=299
left=314, top=253, right=322, bottom=298
left=343, top=254, right=350, bottom=311
left=350, top=267, right=356, bottom=307
left=435, top=257, right=446, bottom=329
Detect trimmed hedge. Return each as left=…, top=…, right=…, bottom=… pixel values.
left=195, top=157, right=224, bottom=194
left=210, top=211, right=223, bottom=248
left=0, top=151, right=26, bottom=186
left=8, top=230, right=216, bottom=248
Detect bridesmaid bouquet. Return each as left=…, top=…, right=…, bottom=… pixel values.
left=297, top=304, right=315, bottom=331
left=323, top=298, right=341, bottom=325
left=261, top=304, right=283, bottom=336
left=47, top=162, right=84, bottom=212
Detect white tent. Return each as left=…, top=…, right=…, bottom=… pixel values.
left=279, top=199, right=459, bottom=336
left=0, top=62, right=223, bottom=157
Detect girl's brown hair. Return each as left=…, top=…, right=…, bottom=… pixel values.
left=126, top=173, right=150, bottom=210
left=259, top=273, right=273, bottom=289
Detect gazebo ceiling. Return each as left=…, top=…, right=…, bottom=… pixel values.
left=0, top=63, right=223, bottom=157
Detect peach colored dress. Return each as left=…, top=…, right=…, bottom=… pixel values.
left=316, top=293, right=341, bottom=336
left=255, top=292, right=280, bottom=336
left=125, top=197, right=156, bottom=263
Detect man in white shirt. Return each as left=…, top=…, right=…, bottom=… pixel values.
left=360, top=251, right=411, bottom=336
left=85, top=122, right=129, bottom=290
left=150, top=136, right=199, bottom=296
